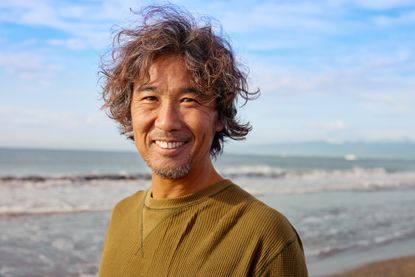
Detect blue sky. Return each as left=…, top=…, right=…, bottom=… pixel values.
left=0, top=0, right=414, bottom=151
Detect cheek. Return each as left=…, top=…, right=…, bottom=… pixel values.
left=186, top=112, right=219, bottom=139
left=131, top=117, right=152, bottom=150
left=131, top=108, right=153, bottom=130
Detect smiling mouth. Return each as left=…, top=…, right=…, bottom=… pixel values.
left=154, top=140, right=186, bottom=149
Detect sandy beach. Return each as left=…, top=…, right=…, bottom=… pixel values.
left=330, top=256, right=415, bottom=277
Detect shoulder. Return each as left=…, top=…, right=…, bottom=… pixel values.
left=113, top=190, right=146, bottom=210
left=110, top=190, right=146, bottom=222
left=244, top=196, right=298, bottom=244
left=226, top=186, right=302, bottom=248
left=223, top=184, right=297, bottom=240
left=226, top=186, right=307, bottom=275
left=252, top=205, right=307, bottom=276
left=104, top=190, right=146, bottom=240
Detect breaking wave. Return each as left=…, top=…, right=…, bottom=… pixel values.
left=1, top=166, right=415, bottom=216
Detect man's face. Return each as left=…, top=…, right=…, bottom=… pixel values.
left=131, top=55, right=223, bottom=179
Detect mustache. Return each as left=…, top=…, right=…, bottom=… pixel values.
left=149, top=131, right=191, bottom=141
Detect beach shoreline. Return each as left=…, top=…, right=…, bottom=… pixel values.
left=329, top=255, right=415, bottom=277
left=306, top=235, right=415, bottom=276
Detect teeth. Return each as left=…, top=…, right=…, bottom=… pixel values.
left=155, top=141, right=185, bottom=149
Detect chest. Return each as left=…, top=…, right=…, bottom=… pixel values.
left=101, top=206, right=262, bottom=277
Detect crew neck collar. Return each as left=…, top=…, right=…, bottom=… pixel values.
left=144, top=179, right=233, bottom=210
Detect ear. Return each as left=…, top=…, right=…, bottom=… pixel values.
left=214, top=119, right=224, bottom=132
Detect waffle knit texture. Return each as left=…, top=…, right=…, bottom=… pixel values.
left=99, top=180, right=308, bottom=276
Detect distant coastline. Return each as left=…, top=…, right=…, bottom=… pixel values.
left=227, top=141, right=415, bottom=160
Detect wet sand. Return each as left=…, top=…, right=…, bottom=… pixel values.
left=330, top=256, right=415, bottom=277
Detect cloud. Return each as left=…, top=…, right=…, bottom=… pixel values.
left=0, top=106, right=120, bottom=129
left=0, top=0, right=145, bottom=50
left=0, top=107, right=81, bottom=128
left=1, top=0, right=415, bottom=147
left=85, top=111, right=114, bottom=127
left=3, top=0, right=413, bottom=55
left=0, top=51, right=61, bottom=85
left=213, top=1, right=339, bottom=34
left=318, top=120, right=347, bottom=131
left=0, top=1, right=63, bottom=28
left=0, top=1, right=346, bottom=52
left=0, top=52, right=42, bottom=74
left=353, top=0, right=415, bottom=10
left=249, top=44, right=415, bottom=94
left=365, top=51, right=412, bottom=69
left=47, top=38, right=87, bottom=50
left=0, top=105, right=128, bottom=150
left=358, top=90, right=414, bottom=115
left=371, top=9, right=415, bottom=27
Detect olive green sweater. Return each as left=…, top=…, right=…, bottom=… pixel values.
left=99, top=180, right=308, bottom=276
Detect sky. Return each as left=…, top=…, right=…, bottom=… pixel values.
left=0, top=0, right=414, bottom=152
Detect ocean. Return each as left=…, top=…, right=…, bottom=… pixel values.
left=1, top=147, right=415, bottom=276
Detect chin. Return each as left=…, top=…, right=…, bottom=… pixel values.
left=151, top=162, right=192, bottom=179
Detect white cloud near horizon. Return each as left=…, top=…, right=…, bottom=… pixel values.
left=0, top=105, right=131, bottom=150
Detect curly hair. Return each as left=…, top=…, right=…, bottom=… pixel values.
left=100, top=5, right=258, bottom=157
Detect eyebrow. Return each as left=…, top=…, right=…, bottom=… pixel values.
left=136, top=85, right=156, bottom=92
left=182, top=87, right=202, bottom=95
left=136, top=85, right=202, bottom=95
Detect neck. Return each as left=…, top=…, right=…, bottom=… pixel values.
left=150, top=160, right=223, bottom=199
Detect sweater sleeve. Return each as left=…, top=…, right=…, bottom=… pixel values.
left=258, top=236, right=308, bottom=277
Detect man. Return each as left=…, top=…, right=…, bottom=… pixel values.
left=99, top=5, right=307, bottom=276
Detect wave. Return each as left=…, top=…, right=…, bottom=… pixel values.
left=1, top=167, right=415, bottom=192
left=0, top=206, right=109, bottom=218
left=0, top=173, right=151, bottom=183
left=228, top=166, right=415, bottom=195
left=1, top=166, right=415, bottom=216
left=0, top=166, right=411, bottom=182
left=0, top=174, right=148, bottom=217
left=222, top=165, right=398, bottom=178
left=309, top=227, right=415, bottom=258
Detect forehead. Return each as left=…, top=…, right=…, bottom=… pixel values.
left=139, top=55, right=193, bottom=84
left=135, top=55, right=214, bottom=98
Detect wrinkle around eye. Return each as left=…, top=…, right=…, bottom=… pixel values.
left=141, top=96, right=158, bottom=102
left=180, top=97, right=198, bottom=103
left=180, top=94, right=216, bottom=105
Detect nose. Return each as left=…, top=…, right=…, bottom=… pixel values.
left=154, top=100, right=182, bottom=131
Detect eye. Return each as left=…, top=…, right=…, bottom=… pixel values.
left=141, top=95, right=158, bottom=102
left=181, top=97, right=197, bottom=103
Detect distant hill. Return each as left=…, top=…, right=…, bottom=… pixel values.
left=226, top=141, right=415, bottom=159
